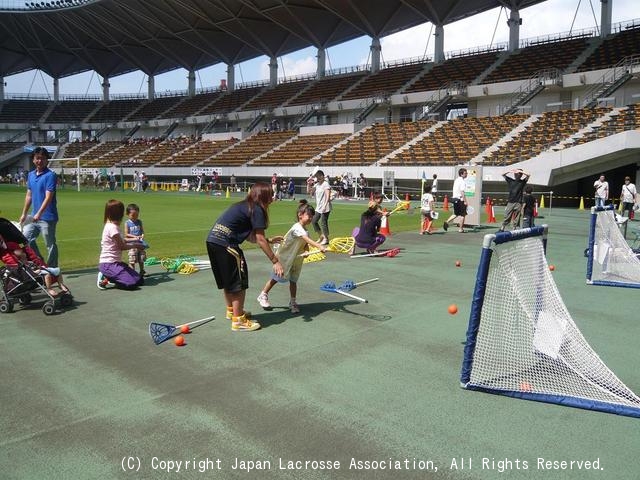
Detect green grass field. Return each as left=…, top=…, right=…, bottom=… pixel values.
left=0, top=184, right=442, bottom=271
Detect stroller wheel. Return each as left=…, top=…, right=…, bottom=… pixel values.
left=59, top=293, right=73, bottom=307
left=42, top=302, right=56, bottom=315
left=18, top=293, right=32, bottom=305
left=0, top=301, right=14, bottom=313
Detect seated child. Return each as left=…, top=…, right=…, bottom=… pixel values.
left=0, top=236, right=70, bottom=297
left=354, top=196, right=386, bottom=254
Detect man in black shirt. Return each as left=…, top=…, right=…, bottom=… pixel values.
left=500, top=168, right=530, bottom=231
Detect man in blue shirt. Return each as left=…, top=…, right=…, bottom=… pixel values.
left=19, top=147, right=59, bottom=267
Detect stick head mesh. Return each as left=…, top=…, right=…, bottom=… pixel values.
left=339, top=280, right=356, bottom=291
left=320, top=282, right=337, bottom=292
left=327, top=237, right=355, bottom=253
left=149, top=322, right=177, bottom=345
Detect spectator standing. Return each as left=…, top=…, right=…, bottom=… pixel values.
left=19, top=147, right=59, bottom=267
left=499, top=168, right=530, bottom=231
left=430, top=174, right=438, bottom=203
left=108, top=171, right=116, bottom=191
left=271, top=172, right=278, bottom=200
left=443, top=168, right=468, bottom=233
left=620, top=176, right=637, bottom=218
left=521, top=185, right=536, bottom=228
left=311, top=170, right=332, bottom=245
left=358, top=173, right=368, bottom=199
left=306, top=173, right=315, bottom=197
left=594, top=174, right=609, bottom=208
left=287, top=177, right=295, bottom=199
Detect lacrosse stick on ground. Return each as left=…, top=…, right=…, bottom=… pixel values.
left=301, top=236, right=355, bottom=257
left=350, top=247, right=401, bottom=259
left=320, top=282, right=368, bottom=303
left=149, top=315, right=214, bottom=345
left=338, top=278, right=379, bottom=291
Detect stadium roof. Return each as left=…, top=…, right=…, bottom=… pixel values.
left=0, top=0, right=547, bottom=79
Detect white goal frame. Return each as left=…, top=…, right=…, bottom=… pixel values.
left=461, top=225, right=640, bottom=418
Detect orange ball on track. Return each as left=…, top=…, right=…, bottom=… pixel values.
left=448, top=304, right=458, bottom=315
left=549, top=265, right=555, bottom=271
left=174, top=335, right=185, bottom=346
left=455, top=260, right=461, bottom=267
left=180, top=325, right=190, bottom=334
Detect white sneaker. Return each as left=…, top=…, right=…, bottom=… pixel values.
left=289, top=300, right=300, bottom=314
left=257, top=292, right=272, bottom=309
left=97, top=272, right=108, bottom=290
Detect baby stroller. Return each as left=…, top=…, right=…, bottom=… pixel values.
left=0, top=218, right=73, bottom=315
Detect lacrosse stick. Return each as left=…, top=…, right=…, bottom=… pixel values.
left=338, top=278, right=379, bottom=291
left=388, top=201, right=411, bottom=215
left=320, top=282, right=368, bottom=303
left=301, top=236, right=355, bottom=257
left=350, top=248, right=401, bottom=259
left=149, top=315, right=214, bottom=345
left=303, top=251, right=326, bottom=263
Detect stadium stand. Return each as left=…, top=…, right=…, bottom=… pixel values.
left=198, top=85, right=267, bottom=115
left=483, top=36, right=591, bottom=83
left=284, top=71, right=368, bottom=107
left=404, top=51, right=501, bottom=93
left=253, top=133, right=351, bottom=166
left=45, top=100, right=99, bottom=124
left=387, top=115, right=528, bottom=165
left=578, top=25, right=640, bottom=71
left=127, top=96, right=184, bottom=122
left=159, top=91, right=224, bottom=119
left=483, top=107, right=611, bottom=165
left=340, top=61, right=427, bottom=100
left=243, top=79, right=313, bottom=111
left=87, top=99, right=145, bottom=124
left=201, top=130, right=296, bottom=166
left=0, top=100, right=50, bottom=123
left=156, top=139, right=234, bottom=166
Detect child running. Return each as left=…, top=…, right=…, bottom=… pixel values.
left=257, top=200, right=326, bottom=314
left=124, top=203, right=147, bottom=276
left=97, top=199, right=145, bottom=290
left=420, top=189, right=435, bottom=235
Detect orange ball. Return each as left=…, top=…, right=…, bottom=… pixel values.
left=448, top=304, right=458, bottom=315
left=174, top=335, right=185, bottom=346
left=549, top=265, right=555, bottom=271
left=180, top=325, right=190, bottom=334
left=519, top=381, right=533, bottom=392
left=455, top=260, right=461, bottom=267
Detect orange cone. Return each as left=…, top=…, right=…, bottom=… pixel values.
left=380, top=209, right=391, bottom=236
left=488, top=200, right=496, bottom=223
left=534, top=200, right=539, bottom=218
left=485, top=197, right=492, bottom=216
left=443, top=195, right=449, bottom=211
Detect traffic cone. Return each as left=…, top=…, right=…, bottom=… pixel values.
left=578, top=196, right=585, bottom=210
left=380, top=209, right=391, bottom=236
left=226, top=187, right=230, bottom=198
left=485, top=197, right=492, bottom=216
left=488, top=200, right=496, bottom=223
left=443, top=195, right=450, bottom=211
left=539, top=194, right=545, bottom=209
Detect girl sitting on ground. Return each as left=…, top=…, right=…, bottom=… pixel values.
left=97, top=199, right=144, bottom=290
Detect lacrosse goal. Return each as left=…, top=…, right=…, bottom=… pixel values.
left=586, top=205, right=640, bottom=288
left=461, top=225, right=640, bottom=418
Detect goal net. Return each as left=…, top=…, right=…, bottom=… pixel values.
left=461, top=226, right=640, bottom=418
left=586, top=205, right=640, bottom=288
